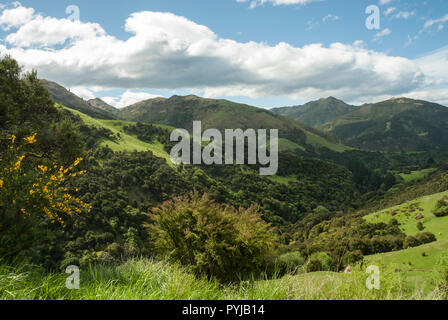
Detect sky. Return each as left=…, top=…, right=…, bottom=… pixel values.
left=0, top=0, right=447, bottom=109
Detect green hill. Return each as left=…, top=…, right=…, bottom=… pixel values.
left=88, top=98, right=119, bottom=116
left=59, top=105, right=172, bottom=162
left=271, top=97, right=359, bottom=127
left=41, top=80, right=116, bottom=120
left=320, top=98, right=448, bottom=153
left=365, top=190, right=448, bottom=276
left=118, top=95, right=350, bottom=153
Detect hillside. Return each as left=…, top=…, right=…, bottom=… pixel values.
left=364, top=191, right=448, bottom=292
left=88, top=98, right=119, bottom=116
left=271, top=97, right=359, bottom=127
left=320, top=98, right=448, bottom=153
left=118, top=95, right=350, bottom=153
left=60, top=105, right=172, bottom=162
left=41, top=80, right=116, bottom=120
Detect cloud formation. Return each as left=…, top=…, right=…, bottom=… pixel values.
left=102, top=91, right=163, bottom=108
left=0, top=3, right=445, bottom=105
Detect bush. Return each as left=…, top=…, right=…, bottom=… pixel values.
left=0, top=134, right=90, bottom=263
left=150, top=192, right=279, bottom=282
left=307, top=252, right=334, bottom=272
left=417, top=222, right=425, bottom=231
left=276, top=251, right=306, bottom=274
left=306, top=258, right=323, bottom=272
left=433, top=198, right=448, bottom=217
left=403, top=232, right=436, bottom=249
left=403, top=236, right=420, bottom=249
left=416, top=232, right=437, bottom=244
left=343, top=250, right=364, bottom=266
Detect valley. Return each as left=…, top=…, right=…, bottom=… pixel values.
left=1, top=56, right=448, bottom=300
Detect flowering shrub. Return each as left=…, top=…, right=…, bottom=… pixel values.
left=0, top=133, right=91, bottom=260
left=0, top=133, right=91, bottom=226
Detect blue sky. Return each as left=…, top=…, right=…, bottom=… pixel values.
left=0, top=0, right=447, bottom=108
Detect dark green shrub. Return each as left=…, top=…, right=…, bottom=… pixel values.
left=433, top=198, right=448, bottom=217
left=306, top=258, right=323, bottom=273
left=150, top=192, right=279, bottom=282
left=276, top=251, right=306, bottom=274
left=417, top=222, right=425, bottom=231
left=416, top=232, right=437, bottom=244
left=307, top=252, right=334, bottom=272
left=403, top=236, right=420, bottom=249
left=343, top=250, right=364, bottom=266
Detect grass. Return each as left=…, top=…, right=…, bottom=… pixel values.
left=268, top=175, right=299, bottom=185
left=364, top=190, right=448, bottom=239
left=1, top=259, right=445, bottom=300
left=399, top=168, right=436, bottom=183
left=363, top=190, right=448, bottom=294
left=304, top=131, right=353, bottom=153
left=62, top=106, right=172, bottom=163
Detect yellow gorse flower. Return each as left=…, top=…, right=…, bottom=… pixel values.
left=2, top=134, right=91, bottom=227
left=73, top=157, right=83, bottom=167
left=13, top=155, right=25, bottom=171
left=23, top=133, right=37, bottom=144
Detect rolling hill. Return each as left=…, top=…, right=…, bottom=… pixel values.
left=88, top=98, right=119, bottom=116
left=59, top=105, right=172, bottom=162
left=320, top=98, right=448, bottom=153
left=365, top=190, right=448, bottom=288
left=118, top=95, right=350, bottom=153
left=41, top=80, right=116, bottom=120
left=271, top=97, right=359, bottom=127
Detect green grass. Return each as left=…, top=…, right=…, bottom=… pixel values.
left=62, top=106, right=172, bottom=163
left=364, top=190, right=448, bottom=238
left=304, top=131, right=352, bottom=153
left=278, top=138, right=305, bottom=152
left=268, top=175, right=298, bottom=185
left=363, top=190, right=448, bottom=293
left=399, top=168, right=436, bottom=183
left=1, top=259, right=445, bottom=300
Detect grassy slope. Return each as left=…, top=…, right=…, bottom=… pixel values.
left=120, top=96, right=350, bottom=153
left=364, top=190, right=448, bottom=293
left=62, top=106, right=172, bottom=163
left=1, top=259, right=444, bottom=300
left=399, top=168, right=436, bottom=184
left=319, top=98, right=448, bottom=152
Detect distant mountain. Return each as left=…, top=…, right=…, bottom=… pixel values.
left=271, top=97, right=359, bottom=127
left=88, top=98, right=119, bottom=116
left=320, top=98, right=448, bottom=153
left=118, top=95, right=348, bottom=153
left=41, top=80, right=116, bottom=120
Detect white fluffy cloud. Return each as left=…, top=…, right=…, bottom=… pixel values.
left=0, top=4, right=34, bottom=30
left=70, top=87, right=95, bottom=100
left=102, top=91, right=163, bottom=108
left=0, top=4, right=446, bottom=105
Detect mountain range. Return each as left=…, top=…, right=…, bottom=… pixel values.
left=271, top=97, right=359, bottom=127
left=42, top=79, right=448, bottom=154
left=272, top=97, right=448, bottom=153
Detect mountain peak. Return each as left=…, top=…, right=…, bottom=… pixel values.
left=41, top=79, right=116, bottom=119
